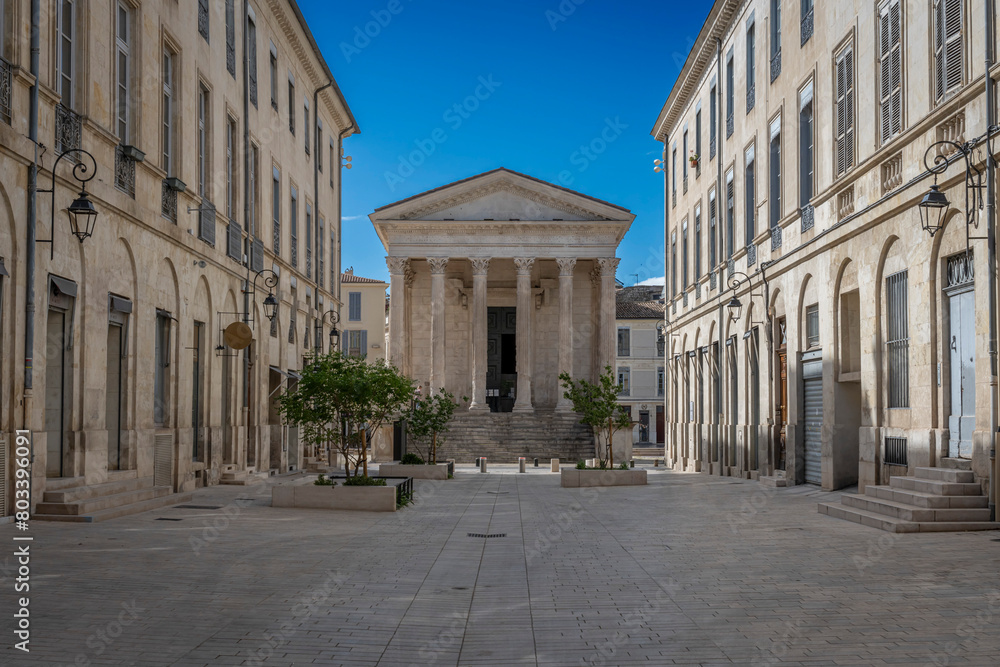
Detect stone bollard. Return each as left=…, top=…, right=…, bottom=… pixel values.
left=519, top=457, right=526, bottom=473
left=630, top=460, right=635, bottom=468
left=480, top=457, right=488, bottom=473
left=550, top=458, right=559, bottom=473
left=534, top=458, right=539, bottom=467
left=654, top=459, right=660, bottom=467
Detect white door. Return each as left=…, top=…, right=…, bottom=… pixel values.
left=948, top=288, right=975, bottom=458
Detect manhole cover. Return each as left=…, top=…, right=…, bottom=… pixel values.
left=467, top=533, right=506, bottom=538
left=174, top=505, right=223, bottom=510
left=155, top=517, right=182, bottom=521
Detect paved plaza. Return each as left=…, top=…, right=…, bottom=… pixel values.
left=2, top=465, right=1000, bottom=666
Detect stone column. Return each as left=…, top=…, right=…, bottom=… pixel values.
left=468, top=258, right=490, bottom=411
left=386, top=257, right=410, bottom=369
left=556, top=258, right=577, bottom=411
left=597, top=258, right=620, bottom=377
left=513, top=257, right=535, bottom=413
left=428, top=257, right=449, bottom=393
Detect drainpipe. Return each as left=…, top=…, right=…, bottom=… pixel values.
left=313, top=81, right=333, bottom=293
left=242, top=0, right=253, bottom=470
left=716, top=37, right=725, bottom=472
left=335, top=126, right=354, bottom=327
left=985, top=0, right=997, bottom=520
left=662, top=137, right=670, bottom=465
left=23, top=0, right=40, bottom=503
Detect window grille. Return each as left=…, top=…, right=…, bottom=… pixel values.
left=886, top=270, right=909, bottom=408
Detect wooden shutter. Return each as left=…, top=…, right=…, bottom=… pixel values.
left=199, top=201, right=216, bottom=245
left=835, top=45, right=854, bottom=176
left=943, top=0, right=962, bottom=94
left=879, top=0, right=902, bottom=144
left=227, top=222, right=241, bottom=261
left=251, top=238, right=264, bottom=272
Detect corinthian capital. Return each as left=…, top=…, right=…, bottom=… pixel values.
left=427, top=257, right=450, bottom=274
left=386, top=256, right=410, bottom=275
left=470, top=257, right=491, bottom=276
left=556, top=258, right=577, bottom=276
left=597, top=257, right=621, bottom=274
left=513, top=257, right=535, bottom=275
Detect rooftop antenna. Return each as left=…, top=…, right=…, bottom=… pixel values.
left=631, top=273, right=639, bottom=286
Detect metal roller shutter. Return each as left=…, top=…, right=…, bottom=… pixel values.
left=802, top=356, right=823, bottom=485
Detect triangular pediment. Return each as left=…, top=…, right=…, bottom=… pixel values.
left=371, top=168, right=632, bottom=223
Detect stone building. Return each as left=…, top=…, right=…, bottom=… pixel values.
left=653, top=0, right=1000, bottom=527
left=615, top=286, right=666, bottom=446
left=370, top=168, right=634, bottom=462
left=0, top=0, right=357, bottom=519
left=340, top=268, right=388, bottom=361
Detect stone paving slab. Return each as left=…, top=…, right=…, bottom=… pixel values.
left=0, top=466, right=999, bottom=665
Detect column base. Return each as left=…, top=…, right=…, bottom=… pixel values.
left=512, top=404, right=535, bottom=414
left=555, top=401, right=573, bottom=412
left=468, top=402, right=490, bottom=412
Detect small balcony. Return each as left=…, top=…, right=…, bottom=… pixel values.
left=0, top=57, right=12, bottom=126
left=55, top=104, right=81, bottom=154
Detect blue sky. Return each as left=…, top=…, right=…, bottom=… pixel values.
left=297, top=0, right=712, bottom=285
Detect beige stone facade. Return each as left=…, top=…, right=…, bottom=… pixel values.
left=615, top=286, right=667, bottom=446
left=0, top=0, right=357, bottom=515
left=340, top=269, right=388, bottom=361
left=370, top=168, right=633, bottom=459
left=653, top=0, right=999, bottom=492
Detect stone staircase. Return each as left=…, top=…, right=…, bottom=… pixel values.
left=434, top=410, right=595, bottom=463
left=33, top=476, right=193, bottom=523
left=818, top=463, right=1000, bottom=533
left=219, top=465, right=269, bottom=485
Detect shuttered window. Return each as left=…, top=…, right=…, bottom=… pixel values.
left=225, top=0, right=235, bottom=77
left=708, top=190, right=717, bottom=269
left=671, top=233, right=677, bottom=297
left=682, top=219, right=689, bottom=290
left=746, top=19, right=756, bottom=112
left=934, top=0, right=962, bottom=101
left=694, top=205, right=702, bottom=280
left=694, top=110, right=701, bottom=172
left=226, top=117, right=236, bottom=220
left=248, top=14, right=258, bottom=108
left=725, top=50, right=734, bottom=133
left=745, top=145, right=756, bottom=246
left=347, top=330, right=367, bottom=358
left=617, top=327, right=630, bottom=356
left=887, top=270, right=909, bottom=408
left=769, top=116, right=781, bottom=227
left=799, top=81, right=814, bottom=206
left=878, top=0, right=902, bottom=143
left=834, top=43, right=854, bottom=177
left=349, top=292, right=362, bottom=321
left=725, top=169, right=735, bottom=259
left=198, top=85, right=209, bottom=196
left=290, top=185, right=298, bottom=268
left=683, top=129, right=688, bottom=180
left=272, top=166, right=280, bottom=255
left=115, top=3, right=130, bottom=141
left=709, top=83, right=717, bottom=158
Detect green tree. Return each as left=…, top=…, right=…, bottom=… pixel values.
left=277, top=351, right=413, bottom=478
left=404, top=389, right=458, bottom=464
left=559, top=366, right=633, bottom=469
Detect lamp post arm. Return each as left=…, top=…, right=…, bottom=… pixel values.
left=37, top=148, right=98, bottom=260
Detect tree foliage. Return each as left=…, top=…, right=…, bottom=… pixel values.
left=276, top=351, right=413, bottom=477
left=403, top=389, right=458, bottom=464
left=559, top=366, right=633, bottom=469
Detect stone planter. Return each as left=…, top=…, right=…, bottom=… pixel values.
left=560, top=469, right=648, bottom=488
left=379, top=463, right=450, bottom=480
left=272, top=483, right=398, bottom=512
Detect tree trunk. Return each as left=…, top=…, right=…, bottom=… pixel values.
left=432, top=431, right=437, bottom=464
left=607, top=417, right=614, bottom=468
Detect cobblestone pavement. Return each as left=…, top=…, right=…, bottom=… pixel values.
left=2, top=465, right=1000, bottom=666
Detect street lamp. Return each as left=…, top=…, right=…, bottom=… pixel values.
left=37, top=148, right=100, bottom=259
left=917, top=138, right=991, bottom=245
left=245, top=269, right=280, bottom=327
left=726, top=271, right=766, bottom=324
left=317, top=310, right=341, bottom=352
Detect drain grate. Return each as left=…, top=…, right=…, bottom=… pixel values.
left=156, top=517, right=182, bottom=521
left=174, top=505, right=223, bottom=510
left=468, top=533, right=506, bottom=538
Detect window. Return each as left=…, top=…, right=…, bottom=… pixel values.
left=330, top=228, right=337, bottom=289
left=771, top=0, right=781, bottom=62
left=197, top=85, right=209, bottom=197
left=694, top=205, right=702, bottom=280
left=57, top=0, right=75, bottom=108
left=115, top=3, right=130, bottom=141
left=317, top=120, right=323, bottom=172
left=304, top=101, right=311, bottom=155
left=162, top=50, right=174, bottom=174
left=670, top=233, right=677, bottom=297
left=305, top=203, right=312, bottom=274
left=799, top=81, right=814, bottom=206
left=694, top=108, right=702, bottom=173
left=835, top=43, right=855, bottom=177
left=886, top=270, right=909, bottom=408
left=617, top=327, right=630, bottom=356
left=198, top=0, right=209, bottom=42
left=250, top=144, right=259, bottom=234
left=682, top=128, right=689, bottom=182
left=349, top=292, right=362, bottom=321
left=271, top=166, right=280, bottom=254
left=671, top=144, right=677, bottom=200
left=658, top=367, right=665, bottom=396
left=877, top=0, right=902, bottom=143
left=290, top=185, right=298, bottom=267
left=154, top=311, right=171, bottom=426
left=801, top=0, right=814, bottom=44
left=657, top=334, right=664, bottom=357
left=226, top=117, right=237, bottom=220
left=682, top=220, right=689, bottom=290
left=726, top=48, right=734, bottom=134
left=288, top=75, right=295, bottom=135
left=225, top=0, right=235, bottom=77
left=617, top=367, right=630, bottom=396
left=269, top=43, right=278, bottom=110
left=318, top=218, right=325, bottom=289
left=934, top=0, right=962, bottom=101
left=709, top=190, right=717, bottom=269
left=745, top=145, right=756, bottom=246
left=347, top=330, right=367, bottom=358
left=805, top=303, right=820, bottom=348
left=769, top=116, right=781, bottom=227
left=726, top=169, right=735, bottom=258
left=746, top=18, right=756, bottom=112
left=248, top=13, right=258, bottom=108
left=330, top=139, right=336, bottom=187
left=709, top=81, right=717, bottom=158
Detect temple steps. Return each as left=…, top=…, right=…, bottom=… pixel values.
left=433, top=410, right=594, bottom=463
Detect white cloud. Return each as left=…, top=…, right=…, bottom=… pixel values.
left=341, top=215, right=363, bottom=221
left=637, top=276, right=665, bottom=286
